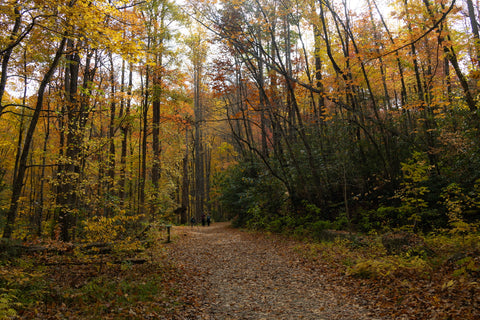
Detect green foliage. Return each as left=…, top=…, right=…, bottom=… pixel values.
left=311, top=220, right=332, bottom=232
left=355, top=208, right=388, bottom=232
left=245, top=205, right=267, bottom=230
left=333, top=212, right=350, bottom=230
left=346, top=255, right=430, bottom=279
left=82, top=212, right=145, bottom=244
left=395, top=152, right=432, bottom=231
left=0, top=238, right=23, bottom=259
left=302, top=200, right=322, bottom=216
left=0, top=259, right=47, bottom=317
left=223, top=150, right=480, bottom=238
left=426, top=232, right=480, bottom=255
left=452, top=255, right=480, bottom=278
left=242, top=196, right=340, bottom=240
left=216, top=161, right=287, bottom=228
left=0, top=292, right=17, bottom=319
left=62, top=272, right=168, bottom=309
left=440, top=182, right=479, bottom=238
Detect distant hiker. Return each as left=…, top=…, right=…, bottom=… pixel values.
left=207, top=215, right=211, bottom=226
left=190, top=217, right=196, bottom=228
left=201, top=214, right=206, bottom=226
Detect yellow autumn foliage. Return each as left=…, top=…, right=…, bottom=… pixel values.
left=83, top=212, right=145, bottom=244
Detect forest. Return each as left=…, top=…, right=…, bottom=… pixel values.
left=1, top=0, right=480, bottom=318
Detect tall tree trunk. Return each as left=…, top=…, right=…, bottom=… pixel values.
left=180, top=128, right=189, bottom=224
left=205, top=142, right=212, bottom=216
left=3, top=37, right=66, bottom=239
left=256, top=30, right=269, bottom=158
left=36, top=86, right=52, bottom=236
left=151, top=62, right=162, bottom=198
left=466, top=0, right=480, bottom=67
left=313, top=25, right=326, bottom=126
left=56, top=39, right=81, bottom=242
left=106, top=53, right=116, bottom=216
left=119, top=62, right=133, bottom=205
left=13, top=50, right=27, bottom=187
left=0, top=3, right=21, bottom=112
left=56, top=44, right=96, bottom=241
left=366, top=0, right=392, bottom=110
left=193, top=57, right=205, bottom=220
left=404, top=0, right=424, bottom=134
left=151, top=6, right=168, bottom=217
left=139, top=64, right=149, bottom=214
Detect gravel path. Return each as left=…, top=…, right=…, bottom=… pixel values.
left=168, top=222, right=382, bottom=320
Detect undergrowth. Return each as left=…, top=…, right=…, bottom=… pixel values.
left=0, top=258, right=47, bottom=319
left=293, top=230, right=479, bottom=318
left=295, top=231, right=479, bottom=279
left=0, top=223, right=182, bottom=319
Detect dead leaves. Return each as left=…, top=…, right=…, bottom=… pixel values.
left=13, top=223, right=476, bottom=319
left=169, top=223, right=479, bottom=320
left=168, top=223, right=373, bottom=319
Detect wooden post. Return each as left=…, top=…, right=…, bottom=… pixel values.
left=166, top=225, right=172, bottom=243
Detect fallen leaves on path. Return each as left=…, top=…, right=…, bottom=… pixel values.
left=168, top=223, right=479, bottom=319
left=168, top=223, right=381, bottom=319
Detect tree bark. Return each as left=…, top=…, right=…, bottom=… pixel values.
left=3, top=37, right=66, bottom=239
left=0, top=3, right=22, bottom=113
left=194, top=56, right=205, bottom=220
left=119, top=61, right=133, bottom=205
left=107, top=53, right=116, bottom=216
left=466, top=0, right=480, bottom=67
left=180, top=128, right=189, bottom=224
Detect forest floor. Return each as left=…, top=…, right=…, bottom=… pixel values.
left=8, top=222, right=478, bottom=319
left=168, top=222, right=380, bottom=319
left=168, top=222, right=479, bottom=320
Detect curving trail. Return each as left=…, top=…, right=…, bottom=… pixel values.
left=167, top=222, right=383, bottom=320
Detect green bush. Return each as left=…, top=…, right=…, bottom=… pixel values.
left=307, top=220, right=332, bottom=241
left=0, top=239, right=23, bottom=259
left=245, top=205, right=267, bottom=230
left=333, top=212, right=350, bottom=230
left=217, top=161, right=287, bottom=228
left=0, top=292, right=17, bottom=319
left=311, top=220, right=331, bottom=232
left=266, top=218, right=284, bottom=233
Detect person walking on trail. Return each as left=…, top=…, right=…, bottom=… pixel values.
left=201, top=214, right=206, bottom=226
left=207, top=215, right=211, bottom=226
left=190, top=217, right=196, bottom=228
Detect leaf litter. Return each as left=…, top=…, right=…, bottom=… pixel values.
left=12, top=222, right=478, bottom=319
left=168, top=222, right=382, bottom=319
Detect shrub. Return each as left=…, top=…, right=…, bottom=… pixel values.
left=311, top=220, right=332, bottom=231
left=245, top=205, right=267, bottom=230
left=0, top=239, right=23, bottom=259
left=333, top=212, right=350, bottom=230
left=0, top=259, right=47, bottom=317
left=217, top=161, right=287, bottom=228
left=266, top=218, right=284, bottom=233
left=381, top=231, right=434, bottom=257
left=395, top=151, right=432, bottom=231
left=0, top=292, right=17, bottom=319
left=441, top=183, right=478, bottom=237
left=346, top=259, right=397, bottom=279
left=347, top=255, right=430, bottom=279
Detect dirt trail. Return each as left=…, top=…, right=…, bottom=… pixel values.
left=168, top=222, right=382, bottom=320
